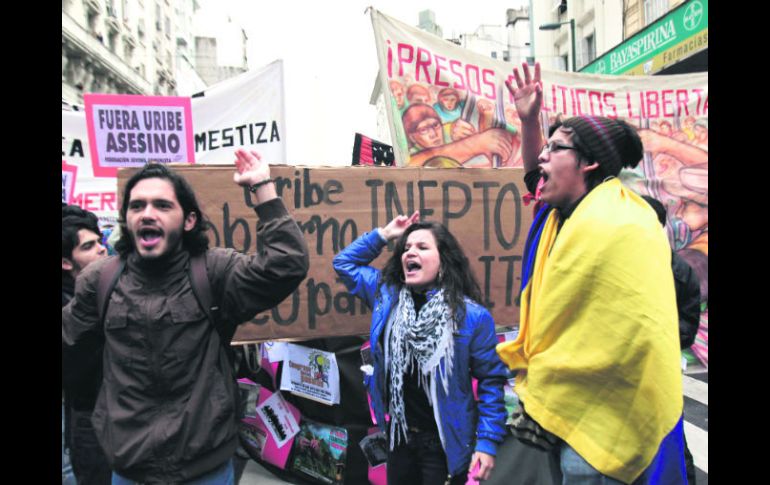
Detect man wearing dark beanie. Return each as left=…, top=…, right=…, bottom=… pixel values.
left=495, top=63, right=687, bottom=484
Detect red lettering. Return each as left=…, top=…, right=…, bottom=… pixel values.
left=71, top=192, right=117, bottom=211
left=434, top=55, right=449, bottom=87
left=645, top=91, right=660, bottom=118
left=569, top=88, right=578, bottom=115
left=557, top=85, right=569, bottom=114
left=415, top=48, right=432, bottom=83
left=692, top=88, right=705, bottom=115
left=482, top=69, right=497, bottom=100
left=675, top=89, right=690, bottom=117
left=465, top=65, right=481, bottom=95
left=602, top=93, right=618, bottom=118
left=588, top=91, right=603, bottom=116
left=626, top=93, right=640, bottom=120
left=701, top=96, right=707, bottom=116
left=660, top=89, right=674, bottom=117
left=573, top=89, right=587, bottom=115
left=387, top=40, right=393, bottom=78
left=397, top=43, right=414, bottom=77
left=450, top=60, right=465, bottom=90
left=84, top=193, right=98, bottom=211
left=102, top=192, right=117, bottom=211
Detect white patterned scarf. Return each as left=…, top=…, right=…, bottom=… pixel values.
left=386, top=287, right=454, bottom=449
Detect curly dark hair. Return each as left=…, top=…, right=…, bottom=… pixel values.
left=114, top=163, right=210, bottom=257
left=379, top=221, right=483, bottom=327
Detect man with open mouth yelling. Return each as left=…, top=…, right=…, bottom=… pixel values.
left=63, top=151, right=309, bottom=485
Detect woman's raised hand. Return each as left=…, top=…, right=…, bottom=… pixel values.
left=381, top=211, right=420, bottom=241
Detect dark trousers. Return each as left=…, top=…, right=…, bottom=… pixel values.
left=386, top=429, right=467, bottom=485
left=69, top=407, right=112, bottom=485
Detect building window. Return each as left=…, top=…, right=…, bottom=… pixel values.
left=581, top=32, right=596, bottom=68
left=491, top=51, right=498, bottom=59
left=643, top=0, right=668, bottom=25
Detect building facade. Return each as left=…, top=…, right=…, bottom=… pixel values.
left=62, top=0, right=248, bottom=107
left=528, top=0, right=707, bottom=75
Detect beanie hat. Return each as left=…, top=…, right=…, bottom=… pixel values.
left=560, top=116, right=644, bottom=177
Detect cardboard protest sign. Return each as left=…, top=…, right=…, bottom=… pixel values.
left=117, top=165, right=533, bottom=342
left=83, top=94, right=195, bottom=177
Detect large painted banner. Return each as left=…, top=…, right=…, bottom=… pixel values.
left=62, top=59, right=286, bottom=227
left=371, top=9, right=708, bottom=366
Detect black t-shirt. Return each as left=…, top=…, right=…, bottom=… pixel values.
left=402, top=291, right=439, bottom=433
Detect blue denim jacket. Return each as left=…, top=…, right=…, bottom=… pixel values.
left=333, top=230, right=508, bottom=476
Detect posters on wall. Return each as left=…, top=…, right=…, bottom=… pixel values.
left=255, top=390, right=301, bottom=449
left=370, top=8, right=708, bottom=366
left=290, top=419, right=348, bottom=485
left=280, top=344, right=341, bottom=405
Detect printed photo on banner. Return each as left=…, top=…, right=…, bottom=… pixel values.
left=83, top=93, right=195, bottom=177
left=280, top=344, right=341, bottom=405
left=255, top=391, right=300, bottom=449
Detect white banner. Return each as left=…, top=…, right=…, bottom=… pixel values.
left=280, top=344, right=340, bottom=405
left=191, top=59, right=286, bottom=164
left=62, top=59, right=287, bottom=224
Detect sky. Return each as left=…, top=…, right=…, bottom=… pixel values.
left=199, top=1, right=528, bottom=166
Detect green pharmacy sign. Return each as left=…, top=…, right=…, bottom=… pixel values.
left=582, top=0, right=707, bottom=75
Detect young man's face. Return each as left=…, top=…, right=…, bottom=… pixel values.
left=63, top=229, right=107, bottom=276
left=537, top=128, right=594, bottom=209
left=125, top=177, right=196, bottom=260
left=408, top=117, right=443, bottom=148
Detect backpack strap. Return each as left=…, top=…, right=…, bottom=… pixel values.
left=188, top=254, right=243, bottom=376
left=97, top=257, right=125, bottom=327
left=188, top=254, right=219, bottom=327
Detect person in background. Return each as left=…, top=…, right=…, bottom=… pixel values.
left=62, top=204, right=110, bottom=485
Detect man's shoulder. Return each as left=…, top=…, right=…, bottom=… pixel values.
left=80, top=255, right=119, bottom=282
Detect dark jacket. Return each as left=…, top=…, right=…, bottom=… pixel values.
left=672, top=250, right=701, bottom=349
left=62, top=198, right=309, bottom=483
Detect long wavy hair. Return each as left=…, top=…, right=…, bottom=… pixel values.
left=114, top=163, right=210, bottom=257
left=379, top=221, right=483, bottom=326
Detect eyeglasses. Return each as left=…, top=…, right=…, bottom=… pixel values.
left=414, top=120, right=442, bottom=136
left=540, top=141, right=578, bottom=155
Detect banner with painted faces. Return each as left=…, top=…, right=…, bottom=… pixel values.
left=371, top=8, right=708, bottom=366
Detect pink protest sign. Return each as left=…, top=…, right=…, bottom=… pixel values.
left=62, top=161, right=78, bottom=205
left=83, top=93, right=195, bottom=177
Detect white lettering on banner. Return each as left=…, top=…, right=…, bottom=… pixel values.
left=610, top=20, right=677, bottom=72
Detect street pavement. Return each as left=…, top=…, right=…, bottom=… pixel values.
left=239, top=366, right=709, bottom=485
left=683, top=364, right=708, bottom=485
